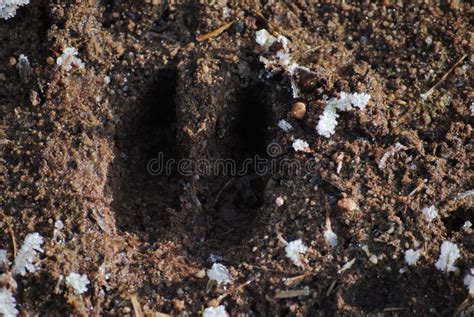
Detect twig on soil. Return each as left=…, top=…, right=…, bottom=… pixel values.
left=383, top=307, right=407, bottom=312
left=275, top=287, right=310, bottom=299
left=326, top=280, right=337, bottom=296
left=408, top=180, right=425, bottom=196
left=420, top=54, right=467, bottom=100
left=1, top=210, right=17, bottom=258
left=240, top=261, right=291, bottom=274
left=284, top=273, right=311, bottom=287
left=213, top=178, right=234, bottom=207
left=130, top=294, right=144, bottom=317
left=254, top=10, right=294, bottom=40
left=217, top=275, right=257, bottom=302
left=196, top=20, right=235, bottom=42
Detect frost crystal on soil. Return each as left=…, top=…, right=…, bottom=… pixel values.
left=0, top=250, right=7, bottom=265
left=292, top=139, right=309, bottom=152
left=278, top=119, right=293, bottom=132
left=378, top=142, right=408, bottom=169
left=255, top=28, right=315, bottom=98
left=456, top=189, right=474, bottom=200
left=464, top=269, right=474, bottom=295
left=435, top=241, right=460, bottom=273
left=0, top=288, right=18, bottom=317
left=323, top=229, right=338, bottom=248
left=56, top=47, right=85, bottom=71
left=285, top=239, right=308, bottom=268
left=0, top=0, right=29, bottom=19
left=404, top=249, right=421, bottom=266
left=255, top=29, right=276, bottom=48
left=65, top=272, right=90, bottom=295
left=316, top=92, right=371, bottom=138
left=11, top=232, right=44, bottom=276
left=207, top=263, right=232, bottom=285
left=203, top=305, right=229, bottom=317
left=421, top=205, right=438, bottom=222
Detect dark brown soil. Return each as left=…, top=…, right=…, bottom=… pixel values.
left=1, top=1, right=473, bottom=316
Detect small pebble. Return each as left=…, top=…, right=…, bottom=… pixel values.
left=171, top=299, right=185, bottom=311
left=275, top=197, right=284, bottom=207
left=9, top=57, right=16, bottom=66
left=194, top=269, right=206, bottom=279
left=337, top=197, right=359, bottom=214
left=290, top=102, right=306, bottom=120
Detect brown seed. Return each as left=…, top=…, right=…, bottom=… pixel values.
left=46, top=57, right=55, bottom=65
left=290, top=102, right=306, bottom=120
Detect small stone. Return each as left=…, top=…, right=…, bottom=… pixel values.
left=337, top=197, right=359, bottom=214
left=171, top=299, right=185, bottom=311
left=194, top=269, right=206, bottom=279
left=8, top=57, right=16, bottom=66
left=46, top=57, right=55, bottom=65
left=0, top=73, right=5, bottom=81
left=290, top=102, right=306, bottom=120
left=275, top=197, right=284, bottom=207
left=369, top=255, right=378, bottom=264
left=116, top=44, right=125, bottom=55
left=30, top=90, right=40, bottom=106
left=353, top=61, right=368, bottom=75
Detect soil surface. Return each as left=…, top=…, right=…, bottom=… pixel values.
left=1, top=1, right=473, bottom=316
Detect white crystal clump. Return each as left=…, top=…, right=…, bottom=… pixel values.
left=292, top=139, right=309, bottom=152
left=378, top=142, right=408, bottom=170
left=404, top=249, right=421, bottom=266
left=0, top=288, right=18, bottom=317
left=65, top=272, right=90, bottom=295
left=316, top=92, right=371, bottom=138
left=0, top=250, right=7, bottom=265
left=56, top=47, right=85, bottom=71
left=323, top=229, right=338, bottom=248
left=278, top=119, right=293, bottom=132
left=464, top=269, right=474, bottom=295
left=435, top=241, right=461, bottom=273
left=255, top=29, right=276, bottom=48
left=11, top=233, right=44, bottom=276
left=207, top=263, right=232, bottom=285
left=255, top=29, right=315, bottom=98
left=285, top=239, right=308, bottom=268
left=203, top=305, right=229, bottom=317
left=421, top=205, right=438, bottom=222
left=0, top=0, right=29, bottom=19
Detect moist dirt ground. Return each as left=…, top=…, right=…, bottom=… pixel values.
left=1, top=1, right=473, bottom=316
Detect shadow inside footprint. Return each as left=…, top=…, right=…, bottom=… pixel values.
left=110, top=69, right=181, bottom=238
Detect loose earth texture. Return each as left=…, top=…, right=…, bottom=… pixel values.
left=1, top=1, right=473, bottom=316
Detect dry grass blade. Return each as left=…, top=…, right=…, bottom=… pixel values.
left=197, top=20, right=235, bottom=42
left=130, top=294, right=144, bottom=317
left=420, top=54, right=467, bottom=99
left=0, top=210, right=17, bottom=258
left=275, top=288, right=310, bottom=299
left=284, top=273, right=311, bottom=287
